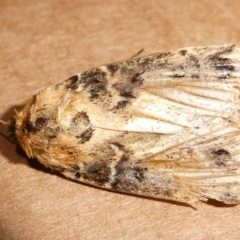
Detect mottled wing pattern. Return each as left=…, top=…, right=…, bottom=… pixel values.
left=135, top=78, right=240, bottom=204
left=13, top=44, right=240, bottom=204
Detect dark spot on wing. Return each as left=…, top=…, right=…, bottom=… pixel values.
left=138, top=53, right=172, bottom=71
left=214, top=149, right=230, bottom=155
left=188, top=55, right=200, bottom=68
left=208, top=45, right=235, bottom=73
left=120, top=91, right=135, bottom=98
left=113, top=100, right=129, bottom=110
left=111, top=142, right=125, bottom=149
left=129, top=72, right=144, bottom=84
left=191, top=74, right=199, bottom=78
left=133, top=167, right=144, bottom=182
left=111, top=155, right=146, bottom=192
left=75, top=172, right=81, bottom=178
left=83, top=161, right=111, bottom=185
left=72, top=164, right=80, bottom=171
left=65, top=75, right=79, bottom=90
left=76, top=127, right=94, bottom=143
left=79, top=68, right=108, bottom=98
left=210, top=149, right=231, bottom=166
left=106, top=64, right=119, bottom=75
left=111, top=155, right=129, bottom=190
left=217, top=64, right=235, bottom=72
left=112, top=81, right=136, bottom=98
left=171, top=73, right=186, bottom=78
left=71, top=111, right=90, bottom=127
left=179, top=49, right=187, bottom=56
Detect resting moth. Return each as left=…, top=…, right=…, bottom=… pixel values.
left=8, top=44, right=240, bottom=205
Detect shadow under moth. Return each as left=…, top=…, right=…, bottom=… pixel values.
left=7, top=44, right=240, bottom=205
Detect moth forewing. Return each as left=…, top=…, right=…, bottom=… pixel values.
left=10, top=44, right=240, bottom=205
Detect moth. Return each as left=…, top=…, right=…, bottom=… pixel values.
left=8, top=44, right=240, bottom=205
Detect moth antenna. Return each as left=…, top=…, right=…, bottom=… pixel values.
left=0, top=119, right=10, bottom=125
left=131, top=48, right=144, bottom=58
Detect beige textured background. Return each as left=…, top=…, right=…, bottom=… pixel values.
left=1, top=0, right=240, bottom=239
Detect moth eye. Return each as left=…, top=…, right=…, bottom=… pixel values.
left=35, top=117, right=47, bottom=131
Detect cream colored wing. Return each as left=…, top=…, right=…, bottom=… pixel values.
left=12, top=44, right=240, bottom=204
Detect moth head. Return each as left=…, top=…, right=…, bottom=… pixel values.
left=11, top=99, right=36, bottom=158
left=10, top=86, right=88, bottom=169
